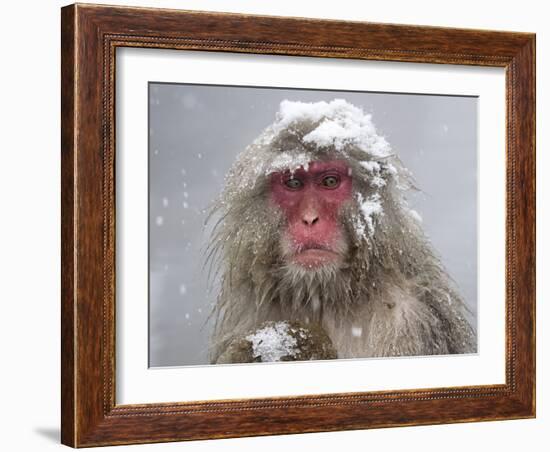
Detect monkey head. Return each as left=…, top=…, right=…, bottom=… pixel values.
left=207, top=98, right=418, bottom=309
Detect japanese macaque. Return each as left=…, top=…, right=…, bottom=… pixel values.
left=206, top=99, right=476, bottom=364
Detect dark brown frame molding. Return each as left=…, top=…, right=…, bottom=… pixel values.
left=61, top=3, right=536, bottom=447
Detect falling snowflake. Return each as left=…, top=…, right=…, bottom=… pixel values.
left=351, top=327, right=363, bottom=338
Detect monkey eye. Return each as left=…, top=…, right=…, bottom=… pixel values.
left=320, top=175, right=340, bottom=189
left=284, top=177, right=304, bottom=190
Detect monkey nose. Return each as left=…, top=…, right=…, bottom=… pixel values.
left=302, top=212, right=319, bottom=226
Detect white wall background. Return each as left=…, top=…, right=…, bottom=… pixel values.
left=0, top=1, right=545, bottom=451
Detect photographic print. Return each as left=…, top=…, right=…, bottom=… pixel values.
left=61, top=5, right=535, bottom=445
left=148, top=84, right=478, bottom=367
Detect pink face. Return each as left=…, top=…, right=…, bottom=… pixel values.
left=270, top=160, right=352, bottom=269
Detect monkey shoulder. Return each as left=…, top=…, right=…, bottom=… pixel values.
left=364, top=284, right=475, bottom=356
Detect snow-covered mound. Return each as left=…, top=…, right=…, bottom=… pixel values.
left=215, top=321, right=338, bottom=363
left=246, top=321, right=300, bottom=362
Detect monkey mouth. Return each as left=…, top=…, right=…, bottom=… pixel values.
left=291, top=244, right=341, bottom=268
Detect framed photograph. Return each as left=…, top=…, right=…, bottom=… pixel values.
left=61, top=3, right=535, bottom=447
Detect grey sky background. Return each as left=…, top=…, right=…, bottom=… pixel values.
left=148, top=83, right=478, bottom=367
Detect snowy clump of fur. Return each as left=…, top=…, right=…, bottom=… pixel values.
left=206, top=99, right=476, bottom=364
left=246, top=321, right=299, bottom=362
left=244, top=100, right=394, bottom=182
left=355, top=192, right=384, bottom=239
left=275, top=99, right=391, bottom=156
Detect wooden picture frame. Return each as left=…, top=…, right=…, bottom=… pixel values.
left=61, top=3, right=535, bottom=447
